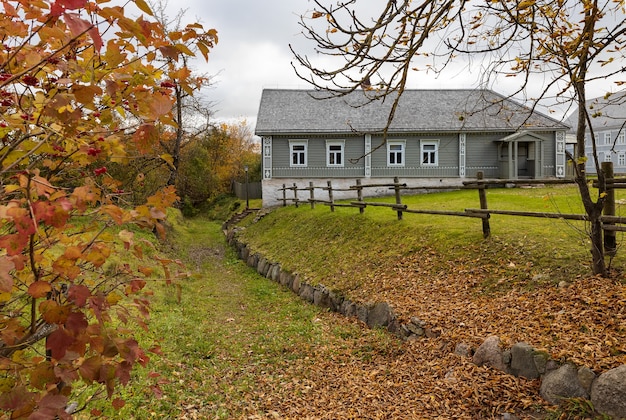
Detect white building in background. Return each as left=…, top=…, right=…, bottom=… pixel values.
left=565, top=90, right=626, bottom=174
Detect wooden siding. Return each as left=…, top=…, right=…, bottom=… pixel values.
left=271, top=135, right=365, bottom=178
left=370, top=134, right=460, bottom=177
left=541, top=131, right=556, bottom=176
left=465, top=132, right=502, bottom=178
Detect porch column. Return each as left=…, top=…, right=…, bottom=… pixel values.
left=364, top=134, right=372, bottom=178
left=508, top=142, right=515, bottom=179
left=262, top=136, right=272, bottom=180
left=459, top=133, right=466, bottom=177
left=555, top=131, right=566, bottom=178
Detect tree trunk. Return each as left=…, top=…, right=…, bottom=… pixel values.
left=589, top=210, right=606, bottom=276
left=167, top=84, right=184, bottom=187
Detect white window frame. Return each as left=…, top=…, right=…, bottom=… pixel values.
left=387, top=140, right=405, bottom=167
left=618, top=132, right=625, bottom=145
left=618, top=153, right=625, bottom=167
left=604, top=132, right=612, bottom=145
left=605, top=152, right=612, bottom=162
left=326, top=140, right=345, bottom=167
left=289, top=140, right=308, bottom=167
left=420, top=140, right=439, bottom=166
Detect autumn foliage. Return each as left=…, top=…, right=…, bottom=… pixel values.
left=0, top=0, right=215, bottom=416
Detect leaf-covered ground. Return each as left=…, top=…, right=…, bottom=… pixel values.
left=346, top=251, right=626, bottom=374
left=107, top=207, right=624, bottom=419
left=232, top=193, right=626, bottom=419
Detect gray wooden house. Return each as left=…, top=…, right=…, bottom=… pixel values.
left=564, top=90, right=626, bottom=175
left=255, top=89, right=568, bottom=206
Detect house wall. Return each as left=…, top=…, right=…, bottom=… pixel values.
left=264, top=130, right=561, bottom=186
left=542, top=131, right=557, bottom=177
left=370, top=133, right=460, bottom=177
left=271, top=135, right=365, bottom=178
left=583, top=126, right=626, bottom=174
left=465, top=132, right=502, bottom=178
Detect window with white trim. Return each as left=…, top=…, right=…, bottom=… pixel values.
left=618, top=153, right=625, bottom=167
left=326, top=140, right=344, bottom=166
left=387, top=141, right=405, bottom=166
left=618, top=132, right=625, bottom=145
left=421, top=140, right=439, bottom=165
left=604, top=132, right=612, bottom=145
left=605, top=153, right=612, bottom=162
left=289, top=140, right=308, bottom=167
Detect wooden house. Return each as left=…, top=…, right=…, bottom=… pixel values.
left=255, top=89, right=568, bottom=206
left=564, top=90, right=626, bottom=175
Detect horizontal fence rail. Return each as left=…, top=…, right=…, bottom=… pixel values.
left=277, top=166, right=624, bottom=250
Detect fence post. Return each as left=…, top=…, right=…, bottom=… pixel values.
left=356, top=179, right=364, bottom=214
left=327, top=180, right=335, bottom=212
left=309, top=182, right=315, bottom=209
left=282, top=184, right=287, bottom=207
left=602, top=161, right=616, bottom=257
left=293, top=183, right=299, bottom=208
left=394, top=176, right=403, bottom=220
left=477, top=172, right=491, bottom=238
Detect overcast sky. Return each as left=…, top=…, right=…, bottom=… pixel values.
left=162, top=0, right=313, bottom=125
left=161, top=0, right=621, bottom=127
left=163, top=0, right=480, bottom=125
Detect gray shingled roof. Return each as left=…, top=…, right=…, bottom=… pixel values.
left=255, top=89, right=567, bottom=135
left=564, top=90, right=626, bottom=133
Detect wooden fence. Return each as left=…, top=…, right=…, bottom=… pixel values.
left=277, top=166, right=626, bottom=248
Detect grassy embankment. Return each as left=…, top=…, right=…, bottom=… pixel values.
left=88, top=186, right=624, bottom=419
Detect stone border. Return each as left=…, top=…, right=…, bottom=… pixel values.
left=223, top=218, right=626, bottom=419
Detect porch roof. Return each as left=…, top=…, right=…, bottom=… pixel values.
left=499, top=130, right=549, bottom=142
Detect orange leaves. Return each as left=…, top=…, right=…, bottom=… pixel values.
left=149, top=94, right=175, bottom=119
left=71, top=84, right=103, bottom=106
left=27, top=281, right=52, bottom=298
left=132, top=123, right=158, bottom=153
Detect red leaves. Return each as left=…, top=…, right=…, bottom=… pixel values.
left=46, top=327, right=74, bottom=360
left=68, top=284, right=91, bottom=307
left=51, top=0, right=87, bottom=16
left=0, top=386, right=36, bottom=415
left=62, top=12, right=103, bottom=51
left=0, top=256, right=15, bottom=292
left=29, top=393, right=69, bottom=420
left=78, top=355, right=102, bottom=384
left=0, top=233, right=28, bottom=256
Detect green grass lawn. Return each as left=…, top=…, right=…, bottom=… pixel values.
left=240, top=185, right=625, bottom=293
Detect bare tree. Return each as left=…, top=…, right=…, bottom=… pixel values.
left=292, top=0, right=626, bottom=276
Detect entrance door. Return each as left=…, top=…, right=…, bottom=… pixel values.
left=517, top=142, right=529, bottom=178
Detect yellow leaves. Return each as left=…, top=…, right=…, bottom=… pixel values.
left=517, top=0, right=536, bottom=10
left=160, top=153, right=174, bottom=168
left=312, top=11, right=325, bottom=19
left=133, top=0, right=154, bottom=16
